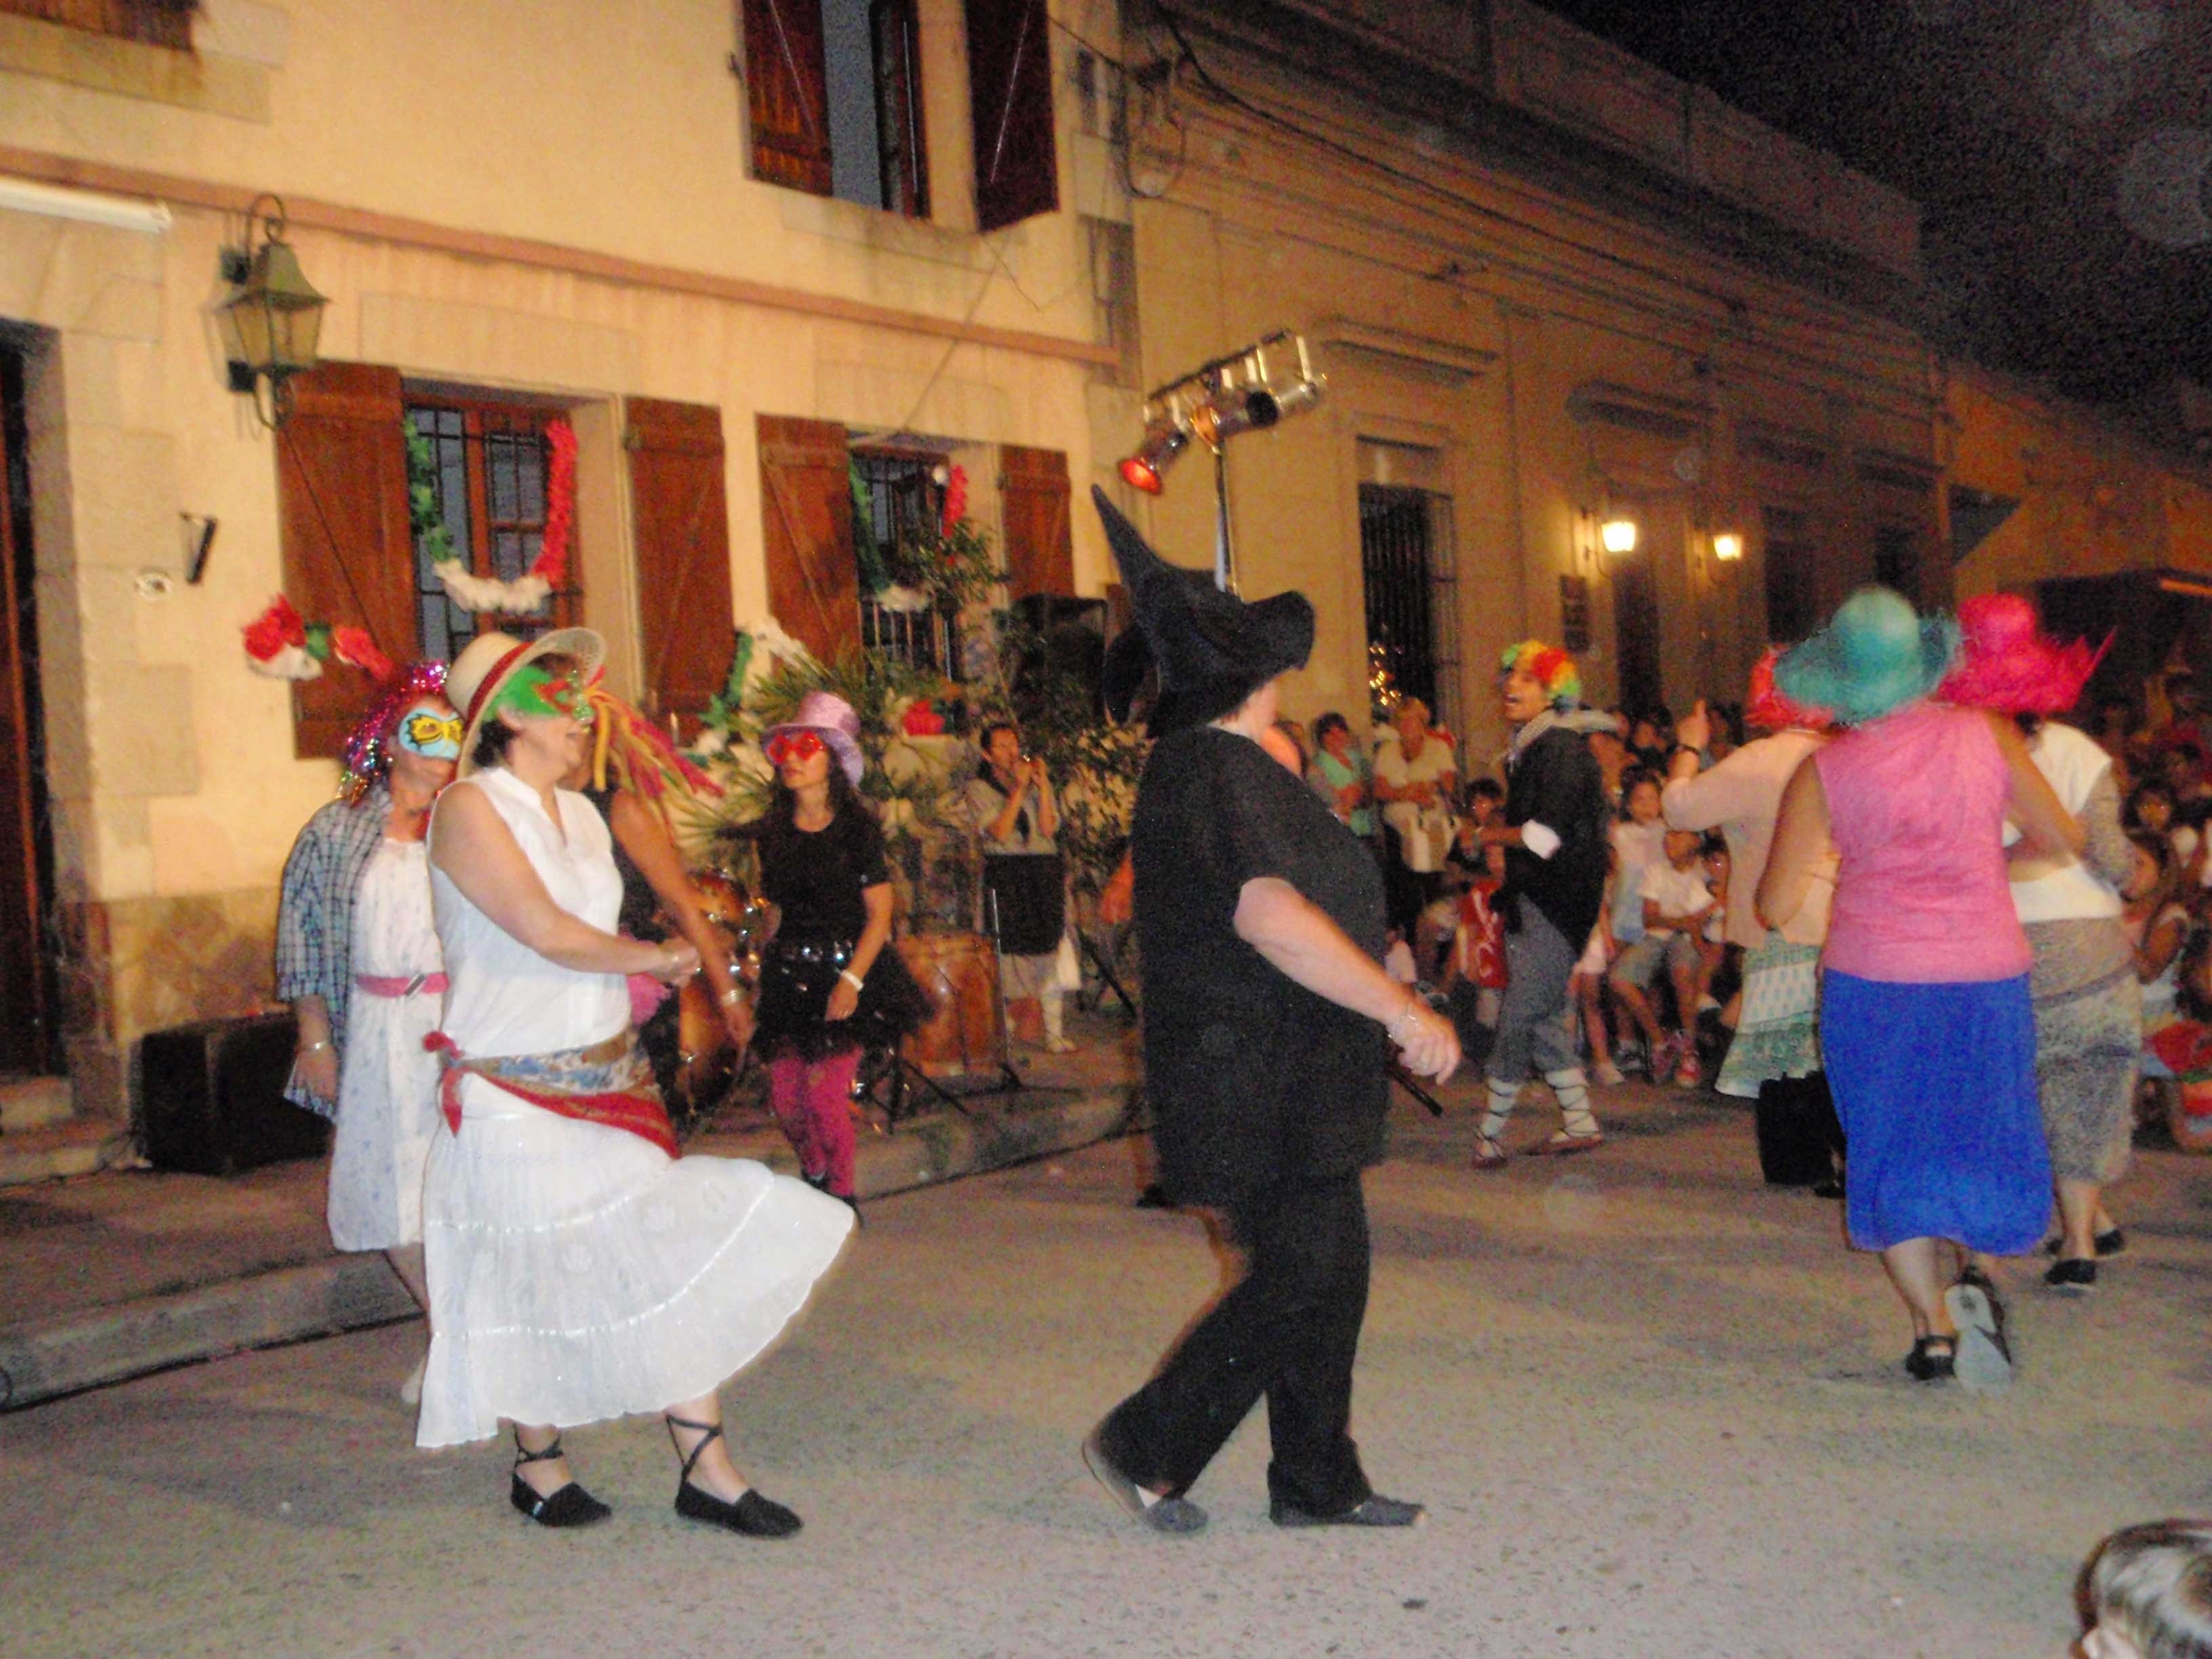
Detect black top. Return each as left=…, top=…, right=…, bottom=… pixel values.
left=1132, top=726, right=1391, bottom=1206
left=1501, top=724, right=1610, bottom=944
left=756, top=806, right=891, bottom=939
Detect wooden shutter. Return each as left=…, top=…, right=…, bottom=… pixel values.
left=999, top=444, right=1073, bottom=598
left=965, top=0, right=1059, bottom=231
left=276, top=362, right=415, bottom=760
left=626, top=399, right=737, bottom=737
left=758, top=415, right=859, bottom=663
left=741, top=0, right=834, bottom=196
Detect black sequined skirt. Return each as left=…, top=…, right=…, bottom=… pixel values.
left=754, top=932, right=933, bottom=1061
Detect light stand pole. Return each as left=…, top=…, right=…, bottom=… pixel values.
left=1211, top=438, right=1237, bottom=594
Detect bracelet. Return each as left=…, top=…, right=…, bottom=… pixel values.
left=1387, top=993, right=1422, bottom=1042
left=718, top=985, right=745, bottom=1007
left=299, top=1039, right=330, bottom=1054
left=838, top=968, right=865, bottom=992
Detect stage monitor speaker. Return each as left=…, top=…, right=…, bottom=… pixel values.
left=1009, top=594, right=1107, bottom=722
left=140, top=1012, right=331, bottom=1176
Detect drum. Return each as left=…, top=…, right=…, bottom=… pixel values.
left=665, top=871, right=759, bottom=1122
left=983, top=852, right=1065, bottom=957
left=897, top=932, right=1006, bottom=1078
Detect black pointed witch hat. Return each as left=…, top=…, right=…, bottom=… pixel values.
left=1092, top=487, right=1313, bottom=735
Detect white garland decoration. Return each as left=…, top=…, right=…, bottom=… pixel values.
left=433, top=559, right=552, bottom=615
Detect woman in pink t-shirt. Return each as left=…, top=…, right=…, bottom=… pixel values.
left=1759, top=589, right=2081, bottom=1393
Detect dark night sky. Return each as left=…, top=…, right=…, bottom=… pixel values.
left=1534, top=0, right=2212, bottom=411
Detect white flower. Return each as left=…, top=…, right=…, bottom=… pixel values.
left=247, top=645, right=322, bottom=682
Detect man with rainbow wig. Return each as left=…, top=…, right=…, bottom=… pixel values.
left=1471, top=641, right=1613, bottom=1166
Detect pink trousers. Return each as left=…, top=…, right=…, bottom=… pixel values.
left=766, top=1049, right=862, bottom=1197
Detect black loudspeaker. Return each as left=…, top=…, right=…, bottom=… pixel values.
left=139, top=1012, right=331, bottom=1176
left=1009, top=594, right=1107, bottom=722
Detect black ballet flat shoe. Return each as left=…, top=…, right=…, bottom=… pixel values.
left=2045, top=1257, right=2098, bottom=1292
left=676, top=1481, right=804, bottom=1538
left=1269, top=1492, right=1426, bottom=1528
left=1903, top=1335, right=1956, bottom=1383
left=2043, top=1229, right=2125, bottom=1258
left=510, top=1438, right=613, bottom=1529
left=666, top=1413, right=802, bottom=1538
left=1082, top=1425, right=1208, bottom=1535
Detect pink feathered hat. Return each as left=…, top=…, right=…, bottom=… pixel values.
left=1744, top=647, right=1835, bottom=733
left=1937, top=592, right=2108, bottom=717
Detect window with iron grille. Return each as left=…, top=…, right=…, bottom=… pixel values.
left=407, top=401, right=583, bottom=665
left=851, top=448, right=962, bottom=678
left=1873, top=523, right=1920, bottom=601
left=1763, top=506, right=1818, bottom=646
left=1360, top=485, right=1458, bottom=731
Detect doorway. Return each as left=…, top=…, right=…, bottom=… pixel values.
left=0, top=342, right=57, bottom=1076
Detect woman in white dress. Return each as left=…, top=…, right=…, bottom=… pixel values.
left=419, top=628, right=852, bottom=1534
left=277, top=664, right=459, bottom=1401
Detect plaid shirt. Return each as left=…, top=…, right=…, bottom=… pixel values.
left=274, top=782, right=390, bottom=1115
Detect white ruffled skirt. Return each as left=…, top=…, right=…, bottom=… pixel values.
left=415, top=1082, right=853, bottom=1449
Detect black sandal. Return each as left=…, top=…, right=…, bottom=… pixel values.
left=510, top=1436, right=613, bottom=1528
left=1903, top=1334, right=1956, bottom=1383
left=667, top=1414, right=802, bottom=1538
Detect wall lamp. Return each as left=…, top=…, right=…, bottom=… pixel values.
left=1711, top=530, right=1744, bottom=562
left=1599, top=516, right=1639, bottom=555
left=217, top=195, right=329, bottom=429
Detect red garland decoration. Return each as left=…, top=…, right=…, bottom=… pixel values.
left=941, top=463, right=968, bottom=539
left=331, top=625, right=396, bottom=684
left=242, top=594, right=307, bottom=662
left=535, top=417, right=577, bottom=590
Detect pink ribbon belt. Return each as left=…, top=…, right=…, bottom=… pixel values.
left=355, top=972, right=448, bottom=998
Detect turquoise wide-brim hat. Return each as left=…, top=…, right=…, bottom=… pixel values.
left=1774, top=587, right=1959, bottom=728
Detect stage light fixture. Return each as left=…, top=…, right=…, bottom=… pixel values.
left=1118, top=422, right=1191, bottom=494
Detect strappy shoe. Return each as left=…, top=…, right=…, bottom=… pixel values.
left=1471, top=1136, right=1509, bottom=1170
left=1903, top=1334, right=1956, bottom=1383
left=665, top=1414, right=802, bottom=1538
left=510, top=1437, right=613, bottom=1528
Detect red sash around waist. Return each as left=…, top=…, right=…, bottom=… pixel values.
left=423, top=1027, right=677, bottom=1157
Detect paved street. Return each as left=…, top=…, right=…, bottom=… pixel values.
left=5, top=1083, right=2208, bottom=1659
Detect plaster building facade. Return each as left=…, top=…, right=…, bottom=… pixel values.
left=0, top=0, right=1129, bottom=1120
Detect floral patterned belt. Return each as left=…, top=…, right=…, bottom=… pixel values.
left=422, top=1027, right=676, bottom=1157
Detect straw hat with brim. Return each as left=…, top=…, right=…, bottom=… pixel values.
left=761, top=689, right=865, bottom=787
left=1936, top=592, right=2108, bottom=717
left=1774, top=588, right=1957, bottom=729
left=1092, top=486, right=1313, bottom=735
left=447, top=626, right=607, bottom=779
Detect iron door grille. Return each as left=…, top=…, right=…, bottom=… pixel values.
left=1361, top=486, right=1456, bottom=727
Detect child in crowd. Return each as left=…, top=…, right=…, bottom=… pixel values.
left=2076, top=1518, right=2212, bottom=1658
left=2129, top=781, right=2203, bottom=887
left=1573, top=845, right=1624, bottom=1084
left=1608, top=823, right=1715, bottom=1088
left=1420, top=778, right=1504, bottom=982
left=1599, top=770, right=1668, bottom=1076
left=2131, top=832, right=2196, bottom=1097
left=1444, top=782, right=1509, bottom=1066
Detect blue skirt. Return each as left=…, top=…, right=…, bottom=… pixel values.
left=1822, top=970, right=2051, bottom=1256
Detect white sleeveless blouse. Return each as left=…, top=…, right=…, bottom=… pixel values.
left=429, top=766, right=629, bottom=1063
